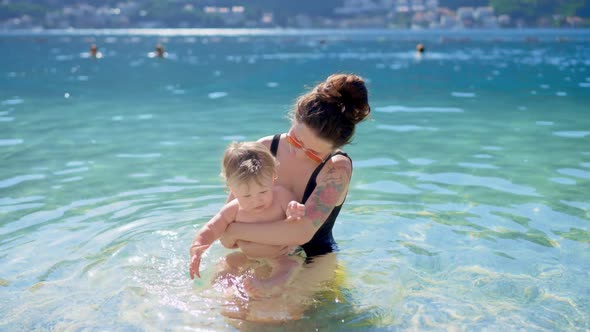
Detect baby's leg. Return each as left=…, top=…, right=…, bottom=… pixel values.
left=225, top=251, right=251, bottom=272
left=244, top=255, right=303, bottom=298
left=213, top=251, right=251, bottom=286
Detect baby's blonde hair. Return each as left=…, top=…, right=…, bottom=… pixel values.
left=221, top=141, right=277, bottom=187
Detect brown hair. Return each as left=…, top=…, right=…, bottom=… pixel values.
left=221, top=141, right=277, bottom=187
left=291, top=73, right=371, bottom=148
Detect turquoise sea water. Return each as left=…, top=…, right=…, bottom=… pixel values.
left=1, top=29, right=589, bottom=330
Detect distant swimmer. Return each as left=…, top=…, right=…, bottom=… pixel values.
left=416, top=43, right=425, bottom=54
left=415, top=43, right=425, bottom=60
left=156, top=44, right=165, bottom=57
left=149, top=43, right=167, bottom=58
left=88, top=44, right=103, bottom=59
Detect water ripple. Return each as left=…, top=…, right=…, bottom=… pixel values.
left=0, top=174, right=46, bottom=189
left=0, top=139, right=23, bottom=146
left=557, top=168, right=590, bottom=179
left=54, top=167, right=90, bottom=175
left=0, top=196, right=45, bottom=205
left=163, top=176, right=200, bottom=184
left=60, top=177, right=84, bottom=183
left=549, top=177, right=576, bottom=185
left=535, top=121, right=554, bottom=126
left=117, top=185, right=202, bottom=197
left=408, top=158, right=436, bottom=165
left=116, top=153, right=161, bottom=159
left=0, top=202, right=45, bottom=213
left=398, top=171, right=540, bottom=197
left=0, top=197, right=109, bottom=235
left=375, top=105, right=463, bottom=113
left=1, top=98, right=24, bottom=105
left=222, top=135, right=246, bottom=141
left=451, top=92, right=476, bottom=98
left=355, top=158, right=399, bottom=168
left=415, top=183, right=456, bottom=195
left=560, top=200, right=590, bottom=212
left=208, top=92, right=228, bottom=99
left=553, top=131, right=590, bottom=138
left=377, top=124, right=438, bottom=132
left=458, top=162, right=499, bottom=170
left=357, top=180, right=421, bottom=195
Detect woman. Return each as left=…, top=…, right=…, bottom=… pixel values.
left=220, top=73, right=371, bottom=265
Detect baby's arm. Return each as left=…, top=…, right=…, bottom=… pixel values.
left=189, top=200, right=238, bottom=279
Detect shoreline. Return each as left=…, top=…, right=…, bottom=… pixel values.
left=1, top=27, right=589, bottom=41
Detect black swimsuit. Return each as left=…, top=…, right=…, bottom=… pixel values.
left=270, top=134, right=352, bottom=258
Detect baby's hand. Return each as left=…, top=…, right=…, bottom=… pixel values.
left=286, top=201, right=305, bottom=222
left=189, top=244, right=210, bottom=279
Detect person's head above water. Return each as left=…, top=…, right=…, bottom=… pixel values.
left=221, top=141, right=277, bottom=188
left=221, top=141, right=278, bottom=211
left=289, top=73, right=371, bottom=152
left=156, top=44, right=165, bottom=57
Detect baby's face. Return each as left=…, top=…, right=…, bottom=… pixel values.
left=230, top=176, right=274, bottom=212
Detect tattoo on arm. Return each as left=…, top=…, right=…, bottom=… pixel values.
left=307, top=166, right=347, bottom=228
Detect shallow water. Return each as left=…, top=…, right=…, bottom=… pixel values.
left=1, top=29, right=589, bottom=330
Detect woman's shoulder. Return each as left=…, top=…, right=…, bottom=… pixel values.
left=329, top=151, right=352, bottom=168
left=257, top=134, right=281, bottom=149
left=321, top=152, right=353, bottom=182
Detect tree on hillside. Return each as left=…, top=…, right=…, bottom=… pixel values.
left=490, top=0, right=588, bottom=24
left=438, top=0, right=488, bottom=9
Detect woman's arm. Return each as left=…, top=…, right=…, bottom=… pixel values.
left=235, top=240, right=290, bottom=258
left=221, top=218, right=310, bottom=247
left=221, top=158, right=351, bottom=246
left=218, top=188, right=295, bottom=254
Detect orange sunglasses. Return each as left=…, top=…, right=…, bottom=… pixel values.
left=286, top=133, right=324, bottom=163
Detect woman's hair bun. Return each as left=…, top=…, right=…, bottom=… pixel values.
left=316, top=73, right=370, bottom=125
